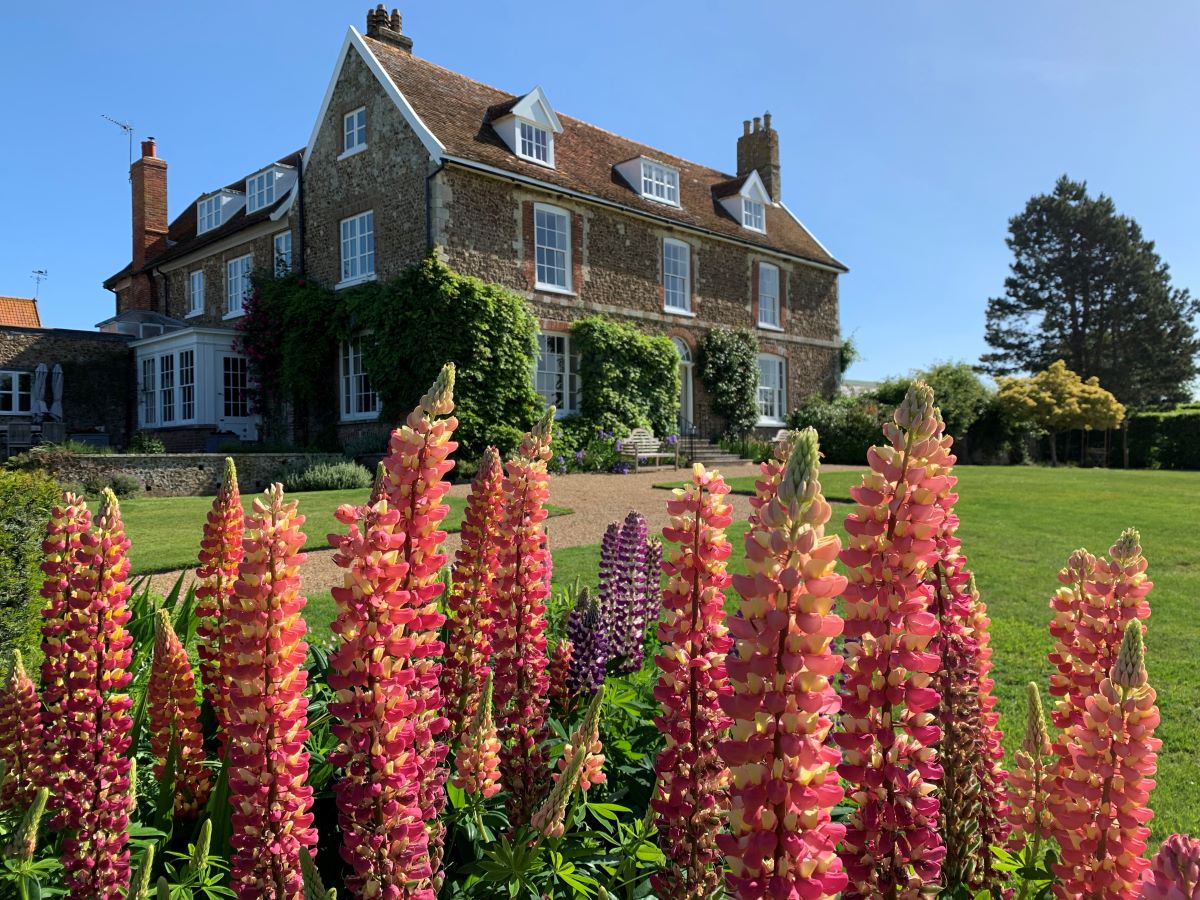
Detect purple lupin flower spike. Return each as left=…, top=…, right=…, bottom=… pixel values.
left=566, top=588, right=607, bottom=695
left=598, top=521, right=622, bottom=652
left=641, top=537, right=663, bottom=638
left=613, top=512, right=650, bottom=674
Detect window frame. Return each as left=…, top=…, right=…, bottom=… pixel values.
left=245, top=170, right=276, bottom=213
left=225, top=254, right=253, bottom=318
left=743, top=197, right=766, bottom=232
left=756, top=352, right=787, bottom=425
left=341, top=107, right=367, bottom=158
left=273, top=231, right=293, bottom=277
left=140, top=358, right=156, bottom=426
left=197, top=195, right=222, bottom=234
left=640, top=160, right=680, bottom=206
left=179, top=349, right=195, bottom=422
left=338, top=211, right=376, bottom=288
left=222, top=355, right=251, bottom=420
left=757, top=262, right=781, bottom=329
left=517, top=120, right=552, bottom=166
left=662, top=238, right=692, bottom=314
left=159, top=354, right=176, bottom=424
left=339, top=336, right=381, bottom=423
left=187, top=270, right=205, bottom=317
left=534, top=332, right=581, bottom=417
left=533, top=203, right=572, bottom=293
left=0, top=369, right=33, bottom=416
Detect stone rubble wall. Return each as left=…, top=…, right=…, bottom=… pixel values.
left=43, top=452, right=345, bottom=497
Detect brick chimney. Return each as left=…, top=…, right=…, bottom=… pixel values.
left=131, top=138, right=168, bottom=271
left=366, top=5, right=412, bottom=52
left=736, top=111, right=781, bottom=202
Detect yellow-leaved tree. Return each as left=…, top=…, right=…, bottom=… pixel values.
left=998, top=360, right=1125, bottom=465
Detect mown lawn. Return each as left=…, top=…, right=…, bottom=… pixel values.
left=607, top=466, right=1199, bottom=842
left=121, top=489, right=569, bottom=575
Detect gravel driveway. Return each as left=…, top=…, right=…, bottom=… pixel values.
left=148, top=461, right=860, bottom=598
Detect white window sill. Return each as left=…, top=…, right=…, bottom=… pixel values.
left=516, top=153, right=555, bottom=169
left=335, top=273, right=378, bottom=291
left=222, top=309, right=245, bottom=321
left=664, top=306, right=696, bottom=317
left=744, top=225, right=767, bottom=235
left=757, top=416, right=786, bottom=428
left=340, top=411, right=381, bottom=424
left=337, top=144, right=368, bottom=161
left=535, top=283, right=574, bottom=296
left=757, top=322, right=784, bottom=332
left=640, top=193, right=680, bottom=208
left=185, top=309, right=205, bottom=319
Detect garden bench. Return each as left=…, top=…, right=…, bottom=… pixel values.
left=618, top=427, right=678, bottom=472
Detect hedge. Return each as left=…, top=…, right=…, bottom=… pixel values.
left=1121, top=408, right=1200, bottom=469
left=0, top=469, right=60, bottom=664
left=697, top=327, right=758, bottom=437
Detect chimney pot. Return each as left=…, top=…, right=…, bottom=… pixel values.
left=737, top=113, right=782, bottom=201
left=366, top=4, right=413, bottom=51
left=390, top=8, right=401, bottom=30
left=141, top=138, right=157, bottom=159
left=753, top=116, right=762, bottom=132
left=763, top=111, right=772, bottom=130
left=743, top=119, right=751, bottom=136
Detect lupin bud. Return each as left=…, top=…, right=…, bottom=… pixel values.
left=157, top=877, right=171, bottom=900
left=1140, top=833, right=1200, bottom=899
left=0, top=650, right=43, bottom=809
left=1023, top=682, right=1050, bottom=756
left=531, top=687, right=603, bottom=839
left=5, top=786, right=48, bottom=862
left=148, top=610, right=211, bottom=816
left=453, top=675, right=503, bottom=799
left=1112, top=619, right=1148, bottom=689
left=129, top=845, right=156, bottom=900
left=190, top=818, right=213, bottom=878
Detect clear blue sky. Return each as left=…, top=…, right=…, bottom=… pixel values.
left=2, top=2, right=1196, bottom=382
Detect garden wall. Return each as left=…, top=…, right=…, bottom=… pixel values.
left=41, top=452, right=343, bottom=497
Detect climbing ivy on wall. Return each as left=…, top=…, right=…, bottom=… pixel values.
left=237, top=257, right=543, bottom=464
left=570, top=316, right=680, bottom=438
left=698, top=326, right=759, bottom=437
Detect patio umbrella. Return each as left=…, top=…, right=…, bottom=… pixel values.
left=50, top=363, right=64, bottom=421
left=33, top=363, right=48, bottom=419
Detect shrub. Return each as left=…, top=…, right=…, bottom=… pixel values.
left=127, top=432, right=166, bottom=454
left=108, top=472, right=143, bottom=497
left=279, top=460, right=372, bottom=492
left=4, top=441, right=111, bottom=472
left=0, top=469, right=60, bottom=663
left=787, top=394, right=882, bottom=464
left=698, top=327, right=758, bottom=437
left=554, top=416, right=622, bottom=474
left=718, top=434, right=773, bottom=463
left=571, top=317, right=680, bottom=438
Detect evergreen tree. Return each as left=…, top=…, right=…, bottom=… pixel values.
left=982, top=176, right=1199, bottom=407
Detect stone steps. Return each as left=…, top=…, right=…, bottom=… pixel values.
left=679, top=438, right=748, bottom=467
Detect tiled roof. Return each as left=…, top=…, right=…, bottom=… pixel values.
left=362, top=35, right=845, bottom=271
left=0, top=296, right=41, bottom=328
left=104, top=150, right=303, bottom=287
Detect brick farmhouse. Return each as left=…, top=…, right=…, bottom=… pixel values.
left=102, top=6, right=846, bottom=451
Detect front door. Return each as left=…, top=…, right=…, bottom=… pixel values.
left=672, top=338, right=693, bottom=432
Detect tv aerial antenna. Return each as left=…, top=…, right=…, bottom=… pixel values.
left=31, top=269, right=48, bottom=300
left=101, top=114, right=134, bottom=180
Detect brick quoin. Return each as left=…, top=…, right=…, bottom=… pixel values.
left=522, top=201, right=535, bottom=290
left=571, top=211, right=583, bottom=293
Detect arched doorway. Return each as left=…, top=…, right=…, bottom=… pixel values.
left=672, top=337, right=693, bottom=433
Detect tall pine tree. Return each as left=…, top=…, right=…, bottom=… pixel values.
left=982, top=176, right=1198, bottom=406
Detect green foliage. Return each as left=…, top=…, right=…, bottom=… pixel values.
left=571, top=317, right=680, bottom=438
left=1122, top=407, right=1200, bottom=470
left=967, top=393, right=1030, bottom=465
left=839, top=335, right=860, bottom=374
left=787, top=394, right=883, bottom=464
left=348, top=258, right=543, bottom=465
left=129, top=433, right=167, bottom=454
left=719, top=434, right=774, bottom=463
left=871, top=362, right=991, bottom=442
left=0, top=469, right=60, bottom=663
left=280, top=460, right=373, bottom=493
left=551, top=417, right=622, bottom=474
left=109, top=472, right=144, bottom=497
left=697, top=327, right=758, bottom=437
left=982, top=174, right=1200, bottom=406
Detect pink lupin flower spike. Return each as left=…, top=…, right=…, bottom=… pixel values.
left=148, top=609, right=211, bottom=817
left=0, top=651, right=43, bottom=810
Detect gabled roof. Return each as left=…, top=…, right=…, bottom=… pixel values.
left=356, top=32, right=845, bottom=271
left=104, top=150, right=303, bottom=288
left=0, top=296, right=41, bottom=328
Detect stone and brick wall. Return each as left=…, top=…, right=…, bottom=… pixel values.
left=39, top=451, right=344, bottom=497
left=0, top=328, right=134, bottom=446
left=303, top=46, right=431, bottom=289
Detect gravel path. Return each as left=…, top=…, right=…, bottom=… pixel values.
left=148, top=461, right=860, bottom=598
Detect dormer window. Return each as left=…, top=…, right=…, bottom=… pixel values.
left=641, top=161, right=679, bottom=206
left=519, top=121, right=549, bottom=164
left=492, top=86, right=562, bottom=169
left=743, top=198, right=765, bottom=232
left=197, top=195, right=223, bottom=234
left=246, top=170, right=276, bottom=213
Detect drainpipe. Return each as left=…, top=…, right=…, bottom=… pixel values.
left=297, top=154, right=307, bottom=276
left=425, top=160, right=446, bottom=255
